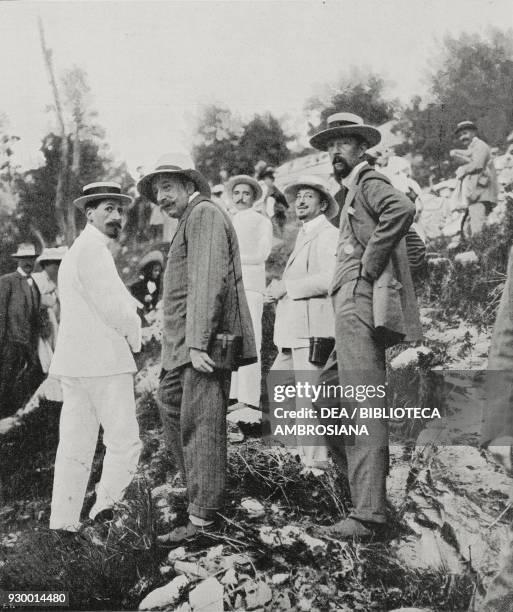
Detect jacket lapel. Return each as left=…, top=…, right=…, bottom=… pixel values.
left=285, top=217, right=329, bottom=270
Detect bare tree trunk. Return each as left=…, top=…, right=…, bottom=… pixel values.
left=38, top=18, right=70, bottom=244
left=69, top=120, right=81, bottom=240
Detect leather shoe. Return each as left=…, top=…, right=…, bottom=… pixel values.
left=315, top=517, right=386, bottom=541
left=157, top=521, right=214, bottom=545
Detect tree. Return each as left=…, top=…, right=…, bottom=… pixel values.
left=237, top=114, right=291, bottom=175
left=397, top=28, right=513, bottom=176
left=305, top=67, right=398, bottom=136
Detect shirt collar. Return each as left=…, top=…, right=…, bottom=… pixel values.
left=342, top=160, right=368, bottom=189
left=189, top=191, right=200, bottom=203
left=302, top=214, right=326, bottom=234
left=16, top=266, right=28, bottom=277
left=84, top=222, right=111, bottom=246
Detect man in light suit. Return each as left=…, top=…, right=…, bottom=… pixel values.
left=265, top=177, right=338, bottom=471
left=310, top=113, right=421, bottom=540
left=228, top=175, right=273, bottom=412
left=450, top=120, right=498, bottom=237
left=49, top=182, right=142, bottom=533
left=138, top=154, right=256, bottom=543
left=0, top=243, right=43, bottom=418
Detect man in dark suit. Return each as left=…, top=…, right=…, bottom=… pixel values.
left=310, top=113, right=421, bottom=540
left=0, top=243, right=44, bottom=418
left=138, top=154, right=257, bottom=543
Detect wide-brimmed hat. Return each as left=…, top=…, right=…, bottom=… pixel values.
left=455, top=120, right=477, bottom=135
left=284, top=176, right=339, bottom=219
left=310, top=112, right=381, bottom=151
left=226, top=175, right=263, bottom=202
left=37, top=246, right=68, bottom=264
left=139, top=250, right=164, bottom=270
left=137, top=153, right=211, bottom=203
left=11, top=243, right=38, bottom=258
left=73, top=182, right=133, bottom=213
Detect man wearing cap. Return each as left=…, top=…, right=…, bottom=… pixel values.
left=310, top=112, right=421, bottom=539
left=138, top=154, right=256, bottom=542
left=0, top=243, right=44, bottom=418
left=450, top=120, right=498, bottom=236
left=265, top=177, right=338, bottom=470
left=49, top=182, right=142, bottom=533
left=227, top=175, right=273, bottom=413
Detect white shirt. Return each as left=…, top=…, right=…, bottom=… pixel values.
left=232, top=207, right=273, bottom=292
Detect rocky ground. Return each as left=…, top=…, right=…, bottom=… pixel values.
left=1, top=298, right=511, bottom=612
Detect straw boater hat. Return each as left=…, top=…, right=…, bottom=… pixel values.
left=137, top=153, right=211, bottom=203
left=455, top=120, right=478, bottom=135
left=226, top=175, right=263, bottom=202
left=139, top=250, right=164, bottom=270
left=37, top=246, right=68, bottom=264
left=284, top=176, right=339, bottom=219
left=310, top=112, right=381, bottom=151
left=11, top=243, right=38, bottom=258
left=73, top=182, right=133, bottom=213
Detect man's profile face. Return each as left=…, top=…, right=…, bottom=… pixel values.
left=459, top=129, right=476, bottom=147
left=327, top=136, right=367, bottom=182
left=16, top=257, right=36, bottom=274
left=86, top=199, right=126, bottom=239
left=153, top=174, right=194, bottom=219
left=295, top=187, right=326, bottom=222
left=232, top=184, right=255, bottom=210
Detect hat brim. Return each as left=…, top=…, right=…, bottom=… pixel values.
left=309, top=125, right=381, bottom=151
left=137, top=169, right=211, bottom=203
left=139, top=250, right=164, bottom=269
left=284, top=181, right=339, bottom=219
left=73, top=192, right=133, bottom=213
left=11, top=253, right=37, bottom=258
left=226, top=175, right=263, bottom=202
left=455, top=123, right=477, bottom=135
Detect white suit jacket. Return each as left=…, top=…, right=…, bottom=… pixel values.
left=50, top=223, right=141, bottom=378
left=274, top=214, right=338, bottom=349
left=232, top=208, right=273, bottom=293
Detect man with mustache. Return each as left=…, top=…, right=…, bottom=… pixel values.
left=310, top=113, right=421, bottom=540
left=138, top=154, right=256, bottom=542
left=450, top=120, right=498, bottom=237
left=49, top=182, right=142, bottom=534
left=227, top=175, right=273, bottom=413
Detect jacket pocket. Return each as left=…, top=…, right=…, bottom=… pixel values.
left=372, top=264, right=406, bottom=348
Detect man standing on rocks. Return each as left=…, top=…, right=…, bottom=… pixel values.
left=309, top=113, right=421, bottom=540
left=138, top=154, right=256, bottom=543
left=0, top=243, right=44, bottom=418
left=227, top=174, right=273, bottom=414
left=49, top=182, right=142, bottom=533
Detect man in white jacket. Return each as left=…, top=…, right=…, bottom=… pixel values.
left=227, top=175, right=273, bottom=411
left=265, top=177, right=338, bottom=470
left=49, top=182, right=142, bottom=533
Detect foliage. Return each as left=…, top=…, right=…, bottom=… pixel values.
left=304, top=67, right=398, bottom=136
left=192, top=105, right=291, bottom=183
left=397, top=28, right=513, bottom=180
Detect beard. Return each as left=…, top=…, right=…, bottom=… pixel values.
left=332, top=155, right=352, bottom=183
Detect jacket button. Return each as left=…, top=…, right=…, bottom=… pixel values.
left=343, top=244, right=355, bottom=255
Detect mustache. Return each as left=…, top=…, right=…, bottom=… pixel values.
left=107, top=222, right=122, bottom=228
left=332, top=154, right=346, bottom=165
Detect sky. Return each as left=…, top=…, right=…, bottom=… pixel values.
left=0, top=0, right=511, bottom=175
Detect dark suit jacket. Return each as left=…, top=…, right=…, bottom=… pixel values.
left=161, top=194, right=257, bottom=371
left=0, top=271, right=41, bottom=351
left=331, top=164, right=422, bottom=343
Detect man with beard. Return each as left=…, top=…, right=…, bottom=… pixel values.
left=138, top=154, right=256, bottom=542
left=310, top=113, right=421, bottom=540
left=450, top=120, right=498, bottom=237
left=49, top=182, right=142, bottom=534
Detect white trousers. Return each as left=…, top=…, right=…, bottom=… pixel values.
left=50, top=374, right=141, bottom=531
left=271, top=347, right=330, bottom=469
left=230, top=290, right=263, bottom=407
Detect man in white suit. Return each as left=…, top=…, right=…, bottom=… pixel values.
left=228, top=175, right=273, bottom=411
left=49, top=182, right=142, bottom=533
left=265, top=177, right=338, bottom=470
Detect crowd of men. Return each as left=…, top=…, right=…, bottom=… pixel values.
left=1, top=111, right=512, bottom=609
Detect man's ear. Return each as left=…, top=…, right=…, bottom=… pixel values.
left=186, top=181, right=196, bottom=195
left=358, top=141, right=369, bottom=160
